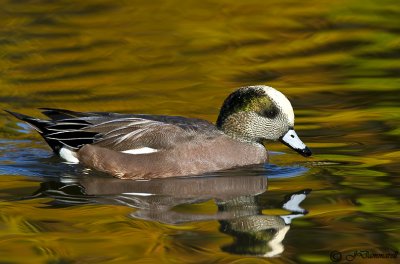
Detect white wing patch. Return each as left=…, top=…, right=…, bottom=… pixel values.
left=59, top=147, right=79, bottom=163
left=121, top=147, right=158, bottom=155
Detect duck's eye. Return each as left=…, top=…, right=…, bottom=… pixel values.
left=259, top=106, right=278, bottom=118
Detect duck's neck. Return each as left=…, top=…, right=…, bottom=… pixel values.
left=216, top=117, right=260, bottom=144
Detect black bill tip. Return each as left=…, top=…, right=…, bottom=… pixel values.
left=299, top=146, right=312, bottom=157
left=279, top=129, right=312, bottom=157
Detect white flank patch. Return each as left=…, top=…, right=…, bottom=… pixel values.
left=59, top=147, right=79, bottom=164
left=257, top=85, right=295, bottom=125
left=121, top=147, right=158, bottom=155
left=122, top=192, right=154, bottom=196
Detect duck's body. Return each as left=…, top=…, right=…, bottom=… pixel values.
left=7, top=85, right=311, bottom=179
left=78, top=132, right=266, bottom=179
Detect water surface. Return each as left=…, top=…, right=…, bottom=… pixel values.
left=0, top=0, right=399, bottom=263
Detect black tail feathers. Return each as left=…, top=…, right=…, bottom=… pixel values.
left=4, top=110, right=53, bottom=134
left=5, top=109, right=97, bottom=153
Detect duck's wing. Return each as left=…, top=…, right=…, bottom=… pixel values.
left=121, top=114, right=219, bottom=133
left=86, top=116, right=213, bottom=151
left=11, top=108, right=221, bottom=152
left=40, top=108, right=218, bottom=133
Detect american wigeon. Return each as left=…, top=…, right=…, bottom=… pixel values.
left=6, top=85, right=311, bottom=179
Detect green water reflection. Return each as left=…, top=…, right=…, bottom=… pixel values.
left=0, top=0, right=399, bottom=263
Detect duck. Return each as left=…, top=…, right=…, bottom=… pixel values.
left=6, top=85, right=311, bottom=179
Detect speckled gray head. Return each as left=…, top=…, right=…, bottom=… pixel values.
left=217, top=85, right=312, bottom=157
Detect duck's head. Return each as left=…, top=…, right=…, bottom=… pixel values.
left=216, top=85, right=312, bottom=157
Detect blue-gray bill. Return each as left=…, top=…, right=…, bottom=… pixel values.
left=279, top=129, right=312, bottom=157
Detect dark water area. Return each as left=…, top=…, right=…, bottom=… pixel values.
left=0, top=0, right=399, bottom=263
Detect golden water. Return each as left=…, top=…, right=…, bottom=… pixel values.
left=0, top=0, right=399, bottom=263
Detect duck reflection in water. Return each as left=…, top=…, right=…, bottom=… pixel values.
left=26, top=174, right=311, bottom=258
